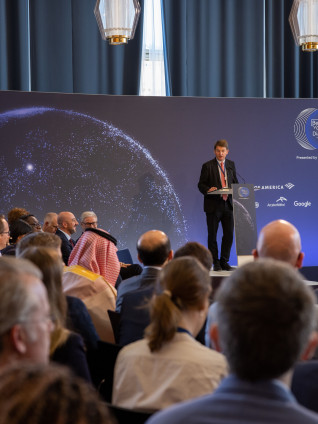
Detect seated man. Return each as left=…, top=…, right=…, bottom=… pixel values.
left=0, top=256, right=53, bottom=368
left=148, top=259, right=318, bottom=424
left=42, top=212, right=58, bottom=234
left=16, top=232, right=99, bottom=351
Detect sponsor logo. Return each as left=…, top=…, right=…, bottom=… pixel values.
left=277, top=197, right=287, bottom=203
left=238, top=187, right=250, bottom=198
left=294, top=108, right=318, bottom=150
left=255, top=202, right=259, bottom=208
left=294, top=200, right=311, bottom=207
left=267, top=197, right=287, bottom=208
left=285, top=183, right=294, bottom=190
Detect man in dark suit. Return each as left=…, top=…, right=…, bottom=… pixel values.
left=148, top=259, right=318, bottom=424
left=116, top=230, right=172, bottom=312
left=56, top=211, right=79, bottom=265
left=198, top=139, right=238, bottom=271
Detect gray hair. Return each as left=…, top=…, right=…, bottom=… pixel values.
left=80, top=211, right=97, bottom=222
left=0, top=257, right=43, bottom=350
left=16, top=232, right=61, bottom=256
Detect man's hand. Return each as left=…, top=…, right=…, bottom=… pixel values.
left=207, top=187, right=218, bottom=193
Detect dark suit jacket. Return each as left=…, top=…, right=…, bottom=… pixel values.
left=198, top=158, right=238, bottom=213
left=291, top=360, right=318, bottom=413
left=118, top=285, right=155, bottom=346
left=56, top=228, right=74, bottom=265
left=147, top=375, right=318, bottom=424
left=66, top=296, right=99, bottom=351
left=116, top=267, right=161, bottom=312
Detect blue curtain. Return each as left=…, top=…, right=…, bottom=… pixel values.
left=265, top=0, right=318, bottom=98
left=162, top=0, right=264, bottom=97
left=0, top=0, right=30, bottom=90
left=0, top=0, right=144, bottom=94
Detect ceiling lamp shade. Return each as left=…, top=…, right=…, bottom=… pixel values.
left=94, top=0, right=141, bottom=45
left=289, top=0, right=318, bottom=51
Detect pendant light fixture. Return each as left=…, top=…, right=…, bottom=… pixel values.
left=94, top=0, right=141, bottom=45
left=289, top=0, right=318, bottom=51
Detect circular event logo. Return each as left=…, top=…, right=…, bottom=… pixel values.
left=294, top=108, right=318, bottom=150
left=238, top=187, right=250, bottom=198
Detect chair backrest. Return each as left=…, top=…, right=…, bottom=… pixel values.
left=107, top=309, right=121, bottom=344
left=117, top=248, right=133, bottom=264
left=89, top=340, right=123, bottom=400
left=105, top=403, right=153, bottom=424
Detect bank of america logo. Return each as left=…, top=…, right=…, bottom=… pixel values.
left=285, top=183, right=294, bottom=190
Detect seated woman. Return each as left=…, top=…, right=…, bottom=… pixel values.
left=20, top=246, right=91, bottom=382
left=63, top=228, right=118, bottom=343
left=112, top=256, right=228, bottom=412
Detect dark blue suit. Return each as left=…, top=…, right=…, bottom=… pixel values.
left=147, top=375, right=318, bottom=424
left=56, top=228, right=74, bottom=265
left=198, top=158, right=238, bottom=264
left=116, top=267, right=161, bottom=312
left=292, top=361, right=318, bottom=413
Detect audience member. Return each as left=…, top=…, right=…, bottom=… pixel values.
left=16, top=231, right=62, bottom=256
left=1, top=219, right=33, bottom=256
left=16, top=232, right=99, bottom=352
left=20, top=214, right=42, bottom=232
left=56, top=211, right=79, bottom=265
left=63, top=228, right=117, bottom=342
left=173, top=241, right=213, bottom=271
left=252, top=219, right=304, bottom=267
left=205, top=219, right=305, bottom=347
left=113, top=256, right=227, bottom=412
left=116, top=230, right=172, bottom=312
left=0, top=215, right=10, bottom=254
left=19, top=247, right=91, bottom=382
left=0, top=363, right=114, bottom=424
left=0, top=256, right=53, bottom=368
left=42, top=212, right=58, bottom=233
left=7, top=207, right=29, bottom=225
left=78, top=211, right=142, bottom=284
left=80, top=211, right=98, bottom=231
left=148, top=259, right=318, bottom=424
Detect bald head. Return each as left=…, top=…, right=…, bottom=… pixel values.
left=57, top=212, right=78, bottom=236
left=137, top=230, right=172, bottom=266
left=254, top=220, right=304, bottom=268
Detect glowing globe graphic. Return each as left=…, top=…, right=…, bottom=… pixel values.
left=0, top=107, right=187, bottom=256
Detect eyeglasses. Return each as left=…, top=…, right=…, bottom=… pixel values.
left=30, top=222, right=42, bottom=228
left=82, top=221, right=98, bottom=227
left=0, top=231, right=10, bottom=235
left=18, top=314, right=55, bottom=329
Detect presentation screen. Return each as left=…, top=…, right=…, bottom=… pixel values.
left=0, top=91, right=317, bottom=265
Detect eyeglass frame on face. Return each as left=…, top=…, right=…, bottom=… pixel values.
left=0, top=231, right=10, bottom=235
left=82, top=220, right=98, bottom=228
left=17, top=313, right=55, bottom=331
left=29, top=222, right=42, bottom=229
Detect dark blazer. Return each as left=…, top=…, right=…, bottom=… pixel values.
left=118, top=285, right=155, bottom=346
left=116, top=267, right=161, bottom=312
left=198, top=158, right=238, bottom=213
left=56, top=228, right=74, bottom=265
left=147, top=375, right=318, bottom=424
left=66, top=296, right=99, bottom=351
left=291, top=360, right=318, bottom=413
left=51, top=332, right=91, bottom=383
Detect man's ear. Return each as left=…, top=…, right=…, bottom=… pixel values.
left=252, top=249, right=258, bottom=260
left=167, top=250, right=174, bottom=261
left=295, top=252, right=305, bottom=269
left=10, top=325, right=28, bottom=355
left=210, top=324, right=222, bottom=353
left=301, top=331, right=318, bottom=361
